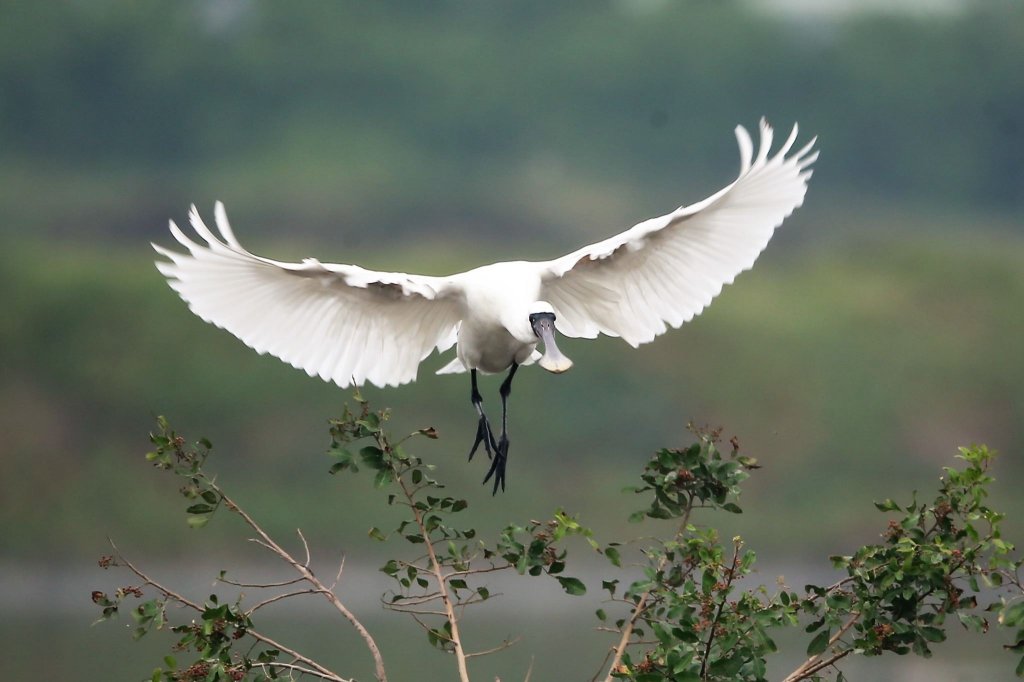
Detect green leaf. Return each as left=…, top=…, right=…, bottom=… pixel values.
left=701, top=571, right=715, bottom=595
left=807, top=628, right=831, bottom=656
left=605, top=546, right=621, bottom=567
left=373, top=468, right=393, bottom=488
left=673, top=672, right=700, bottom=682
left=556, top=576, right=586, bottom=596
left=359, top=446, right=384, bottom=468
left=1002, top=602, right=1024, bottom=628
left=186, top=515, right=210, bottom=529
left=449, top=579, right=467, bottom=590
left=185, top=503, right=214, bottom=515
left=708, top=655, right=744, bottom=677
left=957, top=612, right=988, bottom=633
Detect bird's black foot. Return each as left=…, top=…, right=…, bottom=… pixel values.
left=482, top=434, right=509, bottom=494
left=468, top=414, right=498, bottom=462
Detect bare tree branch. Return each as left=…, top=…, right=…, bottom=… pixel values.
left=381, top=591, right=444, bottom=606
left=219, top=490, right=389, bottom=682
left=251, top=661, right=353, bottom=682
left=219, top=574, right=305, bottom=589
left=297, top=527, right=312, bottom=568
left=465, top=635, right=521, bottom=659
left=396, top=472, right=472, bottom=682
left=111, top=540, right=344, bottom=681
left=782, top=612, right=860, bottom=682
left=246, top=588, right=323, bottom=615
left=329, top=554, right=347, bottom=591
left=108, top=540, right=203, bottom=612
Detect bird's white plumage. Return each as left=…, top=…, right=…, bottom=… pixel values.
left=154, top=207, right=463, bottom=388
left=154, top=120, right=816, bottom=388
left=539, top=119, right=817, bottom=346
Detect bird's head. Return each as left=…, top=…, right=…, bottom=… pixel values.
left=529, top=301, right=573, bottom=373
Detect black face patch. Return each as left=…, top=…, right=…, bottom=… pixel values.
left=529, top=312, right=556, bottom=325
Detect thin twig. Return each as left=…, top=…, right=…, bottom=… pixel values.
left=384, top=606, right=448, bottom=616
left=329, top=554, right=347, bottom=591
left=445, top=564, right=512, bottom=580
left=456, top=591, right=503, bottom=618
left=219, top=575, right=305, bottom=589
left=246, top=588, right=323, bottom=615
left=407, top=612, right=437, bottom=635
left=590, top=648, right=615, bottom=682
left=297, top=528, right=312, bottom=568
left=108, top=540, right=203, bottom=612
left=382, top=592, right=444, bottom=606
left=249, top=537, right=278, bottom=553
left=251, top=661, right=353, bottom=682
left=788, top=648, right=854, bottom=681
left=781, top=612, right=860, bottom=682
left=465, top=636, right=521, bottom=658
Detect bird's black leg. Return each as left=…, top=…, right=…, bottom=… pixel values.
left=468, top=369, right=498, bottom=462
left=483, top=362, right=518, bottom=494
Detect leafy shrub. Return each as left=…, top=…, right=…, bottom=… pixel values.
left=94, top=397, right=1024, bottom=681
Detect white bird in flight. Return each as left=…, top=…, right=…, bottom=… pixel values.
left=154, top=119, right=817, bottom=493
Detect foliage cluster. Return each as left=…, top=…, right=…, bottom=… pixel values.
left=94, top=398, right=1024, bottom=681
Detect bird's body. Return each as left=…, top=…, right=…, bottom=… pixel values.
left=454, top=262, right=544, bottom=372
left=154, top=120, right=817, bottom=492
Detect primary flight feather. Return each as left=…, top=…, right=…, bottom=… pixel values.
left=155, top=119, right=817, bottom=492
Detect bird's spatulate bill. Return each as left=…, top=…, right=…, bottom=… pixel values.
left=533, top=318, right=573, bottom=373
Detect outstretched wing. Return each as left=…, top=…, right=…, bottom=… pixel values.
left=539, top=119, right=817, bottom=347
left=154, top=203, right=463, bottom=388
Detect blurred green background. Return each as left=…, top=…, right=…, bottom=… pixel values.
left=2, top=1, right=1022, bottom=679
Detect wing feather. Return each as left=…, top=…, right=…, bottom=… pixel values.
left=154, top=202, right=463, bottom=388
left=540, top=120, right=816, bottom=347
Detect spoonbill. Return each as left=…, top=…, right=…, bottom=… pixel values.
left=154, top=119, right=816, bottom=493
